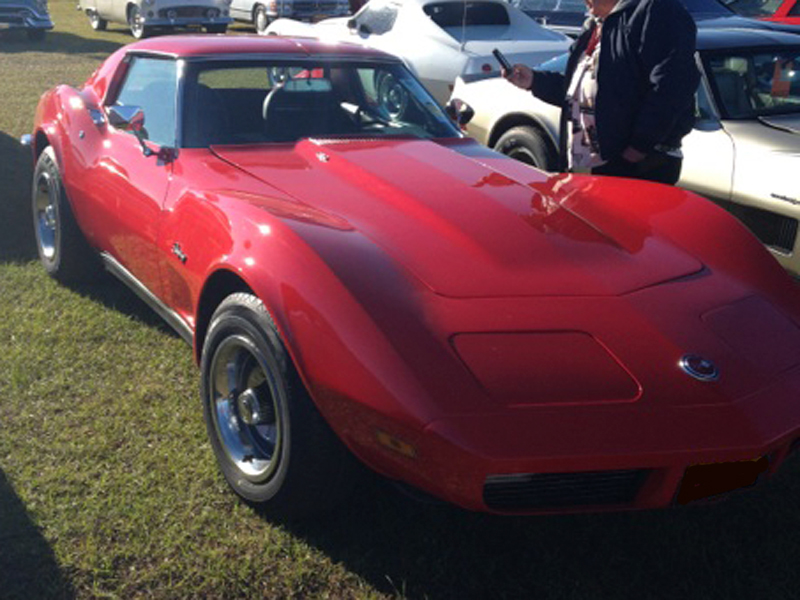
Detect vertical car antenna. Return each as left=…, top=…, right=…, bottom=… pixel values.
left=460, top=0, right=468, bottom=51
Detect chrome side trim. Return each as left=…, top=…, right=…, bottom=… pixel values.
left=100, top=252, right=193, bottom=345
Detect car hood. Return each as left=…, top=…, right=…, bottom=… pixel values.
left=212, top=138, right=703, bottom=298
left=758, top=114, right=800, bottom=136
left=724, top=116, right=800, bottom=152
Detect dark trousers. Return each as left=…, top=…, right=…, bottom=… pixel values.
left=592, top=152, right=682, bottom=185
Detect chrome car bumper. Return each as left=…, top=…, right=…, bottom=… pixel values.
left=0, top=5, right=53, bottom=29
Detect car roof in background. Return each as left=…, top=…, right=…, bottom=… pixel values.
left=696, top=26, right=800, bottom=49
left=123, top=34, right=399, bottom=61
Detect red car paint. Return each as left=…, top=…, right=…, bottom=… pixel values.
left=29, top=35, right=800, bottom=514
left=761, top=0, right=800, bottom=25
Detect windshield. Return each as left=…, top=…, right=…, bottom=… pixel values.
left=510, top=0, right=586, bottom=14
left=180, top=60, right=460, bottom=148
left=719, top=0, right=783, bottom=17
left=704, top=48, right=800, bottom=118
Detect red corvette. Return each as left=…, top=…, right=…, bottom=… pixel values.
left=25, top=35, right=800, bottom=517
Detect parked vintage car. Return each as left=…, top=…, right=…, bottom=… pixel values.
left=452, top=28, right=800, bottom=277
left=724, top=0, right=800, bottom=25
left=264, top=0, right=571, bottom=105
left=231, top=0, right=351, bottom=34
left=78, top=0, right=233, bottom=38
left=24, top=34, right=800, bottom=517
left=511, top=0, right=800, bottom=37
left=0, top=0, right=53, bottom=39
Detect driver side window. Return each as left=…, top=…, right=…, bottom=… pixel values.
left=114, top=57, right=178, bottom=147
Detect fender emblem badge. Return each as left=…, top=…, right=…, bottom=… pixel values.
left=679, top=355, right=719, bottom=382
left=172, top=242, right=187, bottom=264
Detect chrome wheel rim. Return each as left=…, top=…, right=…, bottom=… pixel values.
left=130, top=6, right=144, bottom=37
left=377, top=73, right=408, bottom=120
left=208, top=335, right=282, bottom=482
left=89, top=11, right=99, bottom=27
left=34, top=170, right=57, bottom=261
left=255, top=6, right=268, bottom=33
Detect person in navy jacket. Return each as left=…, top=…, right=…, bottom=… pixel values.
left=505, top=0, right=699, bottom=185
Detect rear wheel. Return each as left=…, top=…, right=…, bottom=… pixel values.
left=494, top=125, right=558, bottom=171
left=201, top=293, right=360, bottom=519
left=254, top=4, right=270, bottom=34
left=88, top=10, right=107, bottom=30
left=32, top=147, right=99, bottom=283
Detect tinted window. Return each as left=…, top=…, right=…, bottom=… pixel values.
left=705, top=49, right=800, bottom=118
left=114, top=57, right=177, bottom=147
left=423, top=1, right=510, bottom=27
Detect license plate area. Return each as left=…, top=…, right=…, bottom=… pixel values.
left=677, top=456, right=769, bottom=504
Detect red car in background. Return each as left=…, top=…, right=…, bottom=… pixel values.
left=724, top=0, right=800, bottom=25
left=24, top=35, right=800, bottom=518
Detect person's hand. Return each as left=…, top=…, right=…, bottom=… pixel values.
left=504, top=64, right=533, bottom=91
left=622, top=146, right=647, bottom=163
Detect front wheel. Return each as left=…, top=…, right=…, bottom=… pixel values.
left=26, top=28, right=46, bottom=41
left=32, top=147, right=99, bottom=283
left=494, top=125, right=558, bottom=171
left=88, top=10, right=107, bottom=30
left=128, top=5, right=151, bottom=39
left=201, top=293, right=360, bottom=519
left=253, top=4, right=270, bottom=34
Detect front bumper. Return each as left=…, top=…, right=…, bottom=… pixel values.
left=411, top=363, right=800, bottom=513
left=0, top=6, right=53, bottom=29
left=140, top=5, right=232, bottom=26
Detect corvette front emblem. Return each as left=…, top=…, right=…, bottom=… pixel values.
left=679, top=355, right=719, bottom=382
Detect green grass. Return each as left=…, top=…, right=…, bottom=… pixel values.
left=3, top=3, right=800, bottom=599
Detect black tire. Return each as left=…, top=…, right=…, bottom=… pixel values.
left=128, top=5, right=151, bottom=39
left=26, top=28, right=46, bottom=41
left=32, top=147, right=99, bottom=283
left=205, top=24, right=228, bottom=33
left=494, top=125, right=558, bottom=171
left=201, top=293, right=360, bottom=519
left=253, top=4, right=270, bottom=34
left=89, top=10, right=108, bottom=31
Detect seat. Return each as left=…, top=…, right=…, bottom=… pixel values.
left=261, top=82, right=350, bottom=142
left=183, top=84, right=231, bottom=148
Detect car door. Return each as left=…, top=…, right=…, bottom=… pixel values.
left=88, top=55, right=178, bottom=300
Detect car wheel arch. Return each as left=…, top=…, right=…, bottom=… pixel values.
left=488, top=113, right=556, bottom=153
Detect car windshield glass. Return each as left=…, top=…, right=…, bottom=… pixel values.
left=423, top=1, right=510, bottom=27
left=510, top=0, right=586, bottom=14
left=704, top=49, right=800, bottom=118
left=719, top=0, right=783, bottom=17
left=181, top=60, right=460, bottom=148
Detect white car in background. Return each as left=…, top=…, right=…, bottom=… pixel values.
left=78, top=0, right=233, bottom=38
left=230, top=0, right=351, bottom=35
left=264, top=0, right=571, bottom=104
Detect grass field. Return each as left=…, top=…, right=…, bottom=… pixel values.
left=2, top=3, right=800, bottom=598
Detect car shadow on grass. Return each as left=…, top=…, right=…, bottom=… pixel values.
left=0, top=130, right=37, bottom=263
left=281, top=456, right=800, bottom=599
left=0, top=470, right=75, bottom=600
left=0, top=29, right=123, bottom=55
left=0, top=131, right=177, bottom=334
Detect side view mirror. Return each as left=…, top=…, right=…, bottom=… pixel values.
left=445, top=98, right=474, bottom=127
left=107, top=105, right=154, bottom=157
left=108, top=105, right=145, bottom=133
